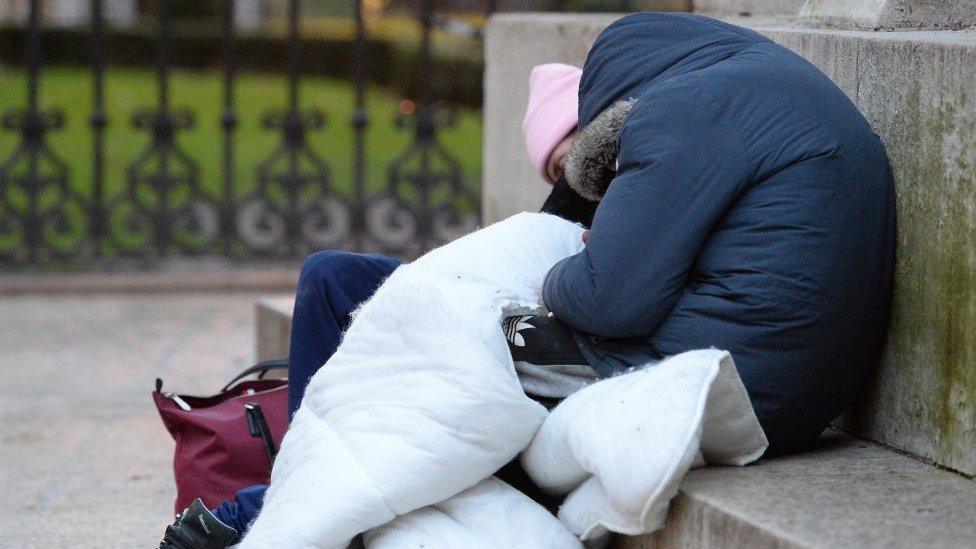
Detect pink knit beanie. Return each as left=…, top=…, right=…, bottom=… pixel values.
left=522, top=63, right=583, bottom=182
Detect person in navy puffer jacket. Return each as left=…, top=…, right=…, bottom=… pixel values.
left=542, top=13, right=896, bottom=456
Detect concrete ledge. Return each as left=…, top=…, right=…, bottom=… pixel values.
left=483, top=13, right=624, bottom=224
left=798, top=0, right=976, bottom=30
left=615, top=431, right=976, bottom=548
left=255, top=296, right=294, bottom=362
left=695, top=0, right=805, bottom=18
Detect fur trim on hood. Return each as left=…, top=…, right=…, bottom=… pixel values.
left=564, top=98, right=636, bottom=202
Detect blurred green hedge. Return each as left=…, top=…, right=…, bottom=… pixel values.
left=0, top=25, right=483, bottom=107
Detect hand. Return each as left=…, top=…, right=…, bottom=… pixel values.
left=582, top=230, right=589, bottom=244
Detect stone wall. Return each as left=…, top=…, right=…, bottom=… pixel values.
left=695, top=0, right=806, bottom=17
left=800, top=0, right=976, bottom=30
left=483, top=11, right=976, bottom=475
left=763, top=25, right=976, bottom=477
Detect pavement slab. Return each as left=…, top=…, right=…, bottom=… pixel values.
left=0, top=293, right=266, bottom=548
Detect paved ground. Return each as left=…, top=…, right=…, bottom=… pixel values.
left=0, top=293, right=271, bottom=548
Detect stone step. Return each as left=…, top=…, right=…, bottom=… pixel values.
left=254, top=297, right=976, bottom=548
left=614, top=431, right=976, bottom=548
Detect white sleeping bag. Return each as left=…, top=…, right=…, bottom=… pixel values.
left=364, top=477, right=582, bottom=549
left=241, top=212, right=767, bottom=547
left=239, top=213, right=585, bottom=548
left=521, top=349, right=768, bottom=540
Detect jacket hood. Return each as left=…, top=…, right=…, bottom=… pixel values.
left=564, top=14, right=767, bottom=200
left=576, top=13, right=767, bottom=128
left=564, top=98, right=635, bottom=201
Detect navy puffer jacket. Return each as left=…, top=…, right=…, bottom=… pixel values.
left=541, top=13, right=896, bottom=455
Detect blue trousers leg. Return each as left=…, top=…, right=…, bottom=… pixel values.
left=211, top=251, right=401, bottom=537
left=210, top=484, right=266, bottom=540
left=287, top=251, right=402, bottom=418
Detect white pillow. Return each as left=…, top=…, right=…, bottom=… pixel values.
left=521, top=349, right=767, bottom=540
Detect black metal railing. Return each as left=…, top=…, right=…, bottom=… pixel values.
left=0, top=0, right=632, bottom=270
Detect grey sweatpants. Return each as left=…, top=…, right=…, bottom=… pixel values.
left=515, top=361, right=600, bottom=399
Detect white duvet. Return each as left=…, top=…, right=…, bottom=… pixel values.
left=240, top=213, right=767, bottom=548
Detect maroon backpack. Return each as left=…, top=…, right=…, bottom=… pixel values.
left=153, top=360, right=289, bottom=513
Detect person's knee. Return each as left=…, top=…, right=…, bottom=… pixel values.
left=298, top=250, right=358, bottom=289
left=299, top=250, right=340, bottom=276
left=296, top=251, right=347, bottom=305
left=296, top=250, right=399, bottom=316
left=298, top=250, right=394, bottom=304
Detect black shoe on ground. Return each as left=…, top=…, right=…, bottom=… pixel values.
left=159, top=498, right=238, bottom=549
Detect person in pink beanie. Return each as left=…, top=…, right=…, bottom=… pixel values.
left=523, top=63, right=583, bottom=184
left=523, top=63, right=599, bottom=229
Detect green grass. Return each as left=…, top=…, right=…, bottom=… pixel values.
left=0, top=65, right=483, bottom=205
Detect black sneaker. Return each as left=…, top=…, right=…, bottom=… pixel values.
left=504, top=314, right=597, bottom=406
left=159, top=498, right=238, bottom=549
left=504, top=314, right=588, bottom=366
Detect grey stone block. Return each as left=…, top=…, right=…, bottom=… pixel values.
left=632, top=0, right=695, bottom=11
left=484, top=14, right=976, bottom=475
left=614, top=431, right=976, bottom=548
left=694, top=0, right=805, bottom=17
left=798, top=0, right=976, bottom=30
left=757, top=24, right=976, bottom=477
left=255, top=296, right=294, bottom=363
left=483, top=13, right=623, bottom=224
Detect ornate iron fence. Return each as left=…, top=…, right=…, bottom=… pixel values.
left=0, top=0, right=485, bottom=269
left=0, top=0, right=631, bottom=270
